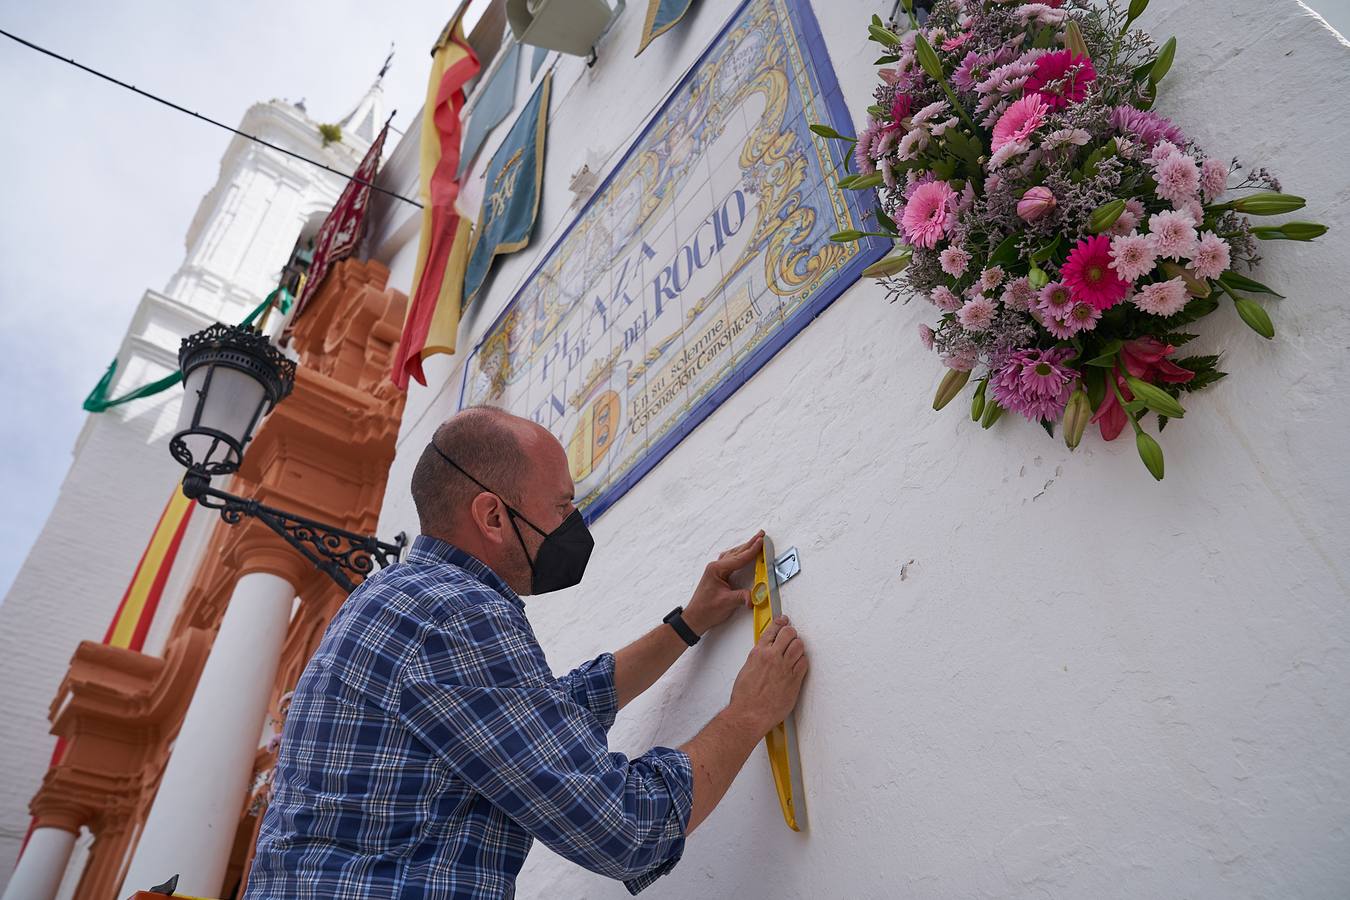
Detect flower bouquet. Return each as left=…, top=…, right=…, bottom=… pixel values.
left=817, top=0, right=1325, bottom=479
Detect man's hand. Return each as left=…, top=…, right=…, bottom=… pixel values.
left=682, top=530, right=765, bottom=636
left=728, top=615, right=808, bottom=735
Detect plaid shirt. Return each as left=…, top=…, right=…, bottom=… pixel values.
left=245, top=536, right=693, bottom=899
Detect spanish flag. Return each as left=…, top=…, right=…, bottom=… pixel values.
left=392, top=8, right=481, bottom=389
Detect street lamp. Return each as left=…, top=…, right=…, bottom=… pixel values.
left=171, top=322, right=405, bottom=593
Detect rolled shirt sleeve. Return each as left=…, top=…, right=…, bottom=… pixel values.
left=398, top=600, right=692, bottom=891
left=555, top=652, right=620, bottom=731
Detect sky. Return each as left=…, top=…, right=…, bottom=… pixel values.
left=0, top=0, right=1346, bottom=602
left=0, top=0, right=488, bottom=599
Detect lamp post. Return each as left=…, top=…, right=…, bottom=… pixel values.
left=170, top=322, right=405, bottom=593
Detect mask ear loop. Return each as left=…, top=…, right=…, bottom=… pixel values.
left=429, top=442, right=545, bottom=580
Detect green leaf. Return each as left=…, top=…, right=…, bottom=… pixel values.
left=874, top=208, right=899, bottom=233
left=1164, top=332, right=1200, bottom=347
left=971, top=378, right=987, bottom=421
left=1041, top=418, right=1056, bottom=438
left=1084, top=365, right=1107, bottom=411
left=1125, top=377, right=1187, bottom=419
left=1127, top=0, right=1150, bottom=25
left=869, top=23, right=902, bottom=47
left=988, top=233, right=1020, bottom=267
left=867, top=104, right=887, bottom=120
left=1030, top=236, right=1062, bottom=264
left=809, top=124, right=854, bottom=141
left=1233, top=295, right=1275, bottom=339
left=847, top=172, right=885, bottom=190
left=1084, top=340, right=1124, bottom=367
left=1032, top=26, right=1057, bottom=49
left=1150, top=37, right=1176, bottom=85
left=874, top=55, right=900, bottom=65
left=1218, top=271, right=1284, bottom=298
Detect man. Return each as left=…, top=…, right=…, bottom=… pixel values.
left=246, top=407, right=808, bottom=898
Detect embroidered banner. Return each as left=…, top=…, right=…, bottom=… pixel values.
left=286, top=122, right=389, bottom=331
left=462, top=72, right=552, bottom=308
left=636, top=0, right=699, bottom=56
left=458, top=41, right=522, bottom=178
left=458, top=0, right=887, bottom=520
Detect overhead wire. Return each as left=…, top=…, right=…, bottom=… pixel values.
left=0, top=26, right=423, bottom=208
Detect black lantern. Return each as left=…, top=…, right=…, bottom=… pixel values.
left=171, top=323, right=297, bottom=477
left=170, top=322, right=404, bottom=593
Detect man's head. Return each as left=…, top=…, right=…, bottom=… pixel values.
left=410, top=406, right=580, bottom=595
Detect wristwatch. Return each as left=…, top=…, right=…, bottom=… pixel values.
left=663, top=606, right=700, bottom=646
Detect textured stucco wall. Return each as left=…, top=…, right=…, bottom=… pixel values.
left=370, top=1, right=1350, bottom=897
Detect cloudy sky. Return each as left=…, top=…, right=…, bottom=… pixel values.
left=0, top=0, right=1346, bottom=602
left=0, top=0, right=490, bottom=599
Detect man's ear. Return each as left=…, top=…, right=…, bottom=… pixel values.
left=469, top=491, right=509, bottom=545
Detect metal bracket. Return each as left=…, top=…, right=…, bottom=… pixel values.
left=774, top=546, right=801, bottom=585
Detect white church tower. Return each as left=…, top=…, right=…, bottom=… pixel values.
left=0, top=78, right=385, bottom=895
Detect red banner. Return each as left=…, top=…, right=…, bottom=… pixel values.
left=285, top=121, right=390, bottom=331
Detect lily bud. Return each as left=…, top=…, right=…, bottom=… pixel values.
left=980, top=400, right=1004, bottom=429
left=1136, top=431, right=1165, bottom=481
left=1017, top=186, right=1057, bottom=223
left=1233, top=295, right=1275, bottom=339
left=1229, top=192, right=1307, bottom=215
left=1063, top=21, right=1090, bottom=61
left=863, top=250, right=913, bottom=278
left=1028, top=266, right=1050, bottom=290
left=1159, top=261, right=1211, bottom=297
left=970, top=379, right=987, bottom=421
left=1251, top=221, right=1328, bottom=241
left=830, top=229, right=866, bottom=242
left=1087, top=199, right=1127, bottom=234
left=1124, top=376, right=1186, bottom=419
left=933, top=368, right=971, bottom=411
left=1062, top=389, right=1091, bottom=450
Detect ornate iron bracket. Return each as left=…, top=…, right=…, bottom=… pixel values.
left=181, top=472, right=406, bottom=593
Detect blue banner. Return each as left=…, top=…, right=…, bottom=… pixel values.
left=636, top=0, right=698, bottom=55
left=458, top=41, right=522, bottom=179
left=462, top=72, right=551, bottom=307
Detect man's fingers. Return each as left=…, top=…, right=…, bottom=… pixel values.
left=784, top=639, right=805, bottom=662
left=758, top=615, right=788, bottom=645
left=772, top=624, right=797, bottom=650
left=713, top=535, right=765, bottom=575
left=739, top=588, right=752, bottom=608
left=792, top=655, right=809, bottom=675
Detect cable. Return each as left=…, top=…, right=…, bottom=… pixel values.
left=0, top=27, right=423, bottom=208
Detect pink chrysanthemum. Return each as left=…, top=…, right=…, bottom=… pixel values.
left=980, top=266, right=1006, bottom=292
left=1149, top=140, right=1183, bottom=165
left=1110, top=106, right=1186, bottom=149
left=1177, top=199, right=1205, bottom=227
left=1024, top=50, right=1096, bottom=109
left=990, top=347, right=1077, bottom=422
left=1147, top=209, right=1198, bottom=260
left=1110, top=198, right=1145, bottom=236
left=1037, top=280, right=1073, bottom=316
left=939, top=246, right=971, bottom=277
left=854, top=120, right=880, bottom=175
left=942, top=30, right=974, bottom=51
left=1109, top=232, right=1158, bottom=283
left=991, top=94, right=1050, bottom=152
left=943, top=346, right=978, bottom=372
left=918, top=323, right=936, bottom=351
left=1001, top=277, right=1036, bottom=311
left=1065, top=301, right=1102, bottom=334
left=901, top=180, right=956, bottom=249
left=958, top=296, right=997, bottom=331
left=1132, top=277, right=1190, bottom=317
left=931, top=285, right=962, bottom=312
left=1200, top=157, right=1228, bottom=201
left=1061, top=235, right=1132, bottom=310
left=1190, top=231, right=1231, bottom=280
left=1155, top=153, right=1201, bottom=206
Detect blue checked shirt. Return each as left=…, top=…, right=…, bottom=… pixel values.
left=245, top=536, right=693, bottom=899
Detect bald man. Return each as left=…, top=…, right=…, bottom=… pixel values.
left=246, top=407, right=808, bottom=899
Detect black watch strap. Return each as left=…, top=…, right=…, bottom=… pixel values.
left=663, top=606, right=700, bottom=646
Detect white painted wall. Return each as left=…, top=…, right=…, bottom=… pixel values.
left=366, top=1, right=1350, bottom=897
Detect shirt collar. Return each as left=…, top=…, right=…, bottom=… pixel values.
left=406, top=534, right=525, bottom=611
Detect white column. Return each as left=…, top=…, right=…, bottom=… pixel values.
left=119, top=570, right=296, bottom=899
left=2, top=828, right=76, bottom=900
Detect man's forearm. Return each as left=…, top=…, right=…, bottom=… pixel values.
left=612, top=607, right=713, bottom=709
left=678, top=706, right=764, bottom=835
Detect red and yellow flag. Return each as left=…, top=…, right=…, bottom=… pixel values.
left=392, top=10, right=481, bottom=389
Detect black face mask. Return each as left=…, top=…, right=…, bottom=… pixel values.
left=431, top=443, right=594, bottom=594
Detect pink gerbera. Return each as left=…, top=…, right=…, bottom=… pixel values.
left=1024, top=50, right=1096, bottom=109
left=901, top=180, right=956, bottom=249
left=1036, top=280, right=1073, bottom=316
left=1064, top=301, right=1103, bottom=334
left=991, top=94, right=1050, bottom=152
left=1061, top=234, right=1131, bottom=310
left=990, top=347, right=1077, bottom=422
